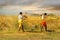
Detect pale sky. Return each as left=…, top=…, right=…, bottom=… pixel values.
left=0, top=0, right=60, bottom=15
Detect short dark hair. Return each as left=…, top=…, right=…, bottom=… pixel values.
left=19, top=12, right=22, bottom=15
left=44, top=13, right=47, bottom=15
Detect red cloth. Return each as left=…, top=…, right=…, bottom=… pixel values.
left=41, top=20, right=47, bottom=26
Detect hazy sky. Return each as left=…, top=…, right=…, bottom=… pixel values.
left=0, top=0, right=60, bottom=15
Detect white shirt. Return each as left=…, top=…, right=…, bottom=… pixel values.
left=42, top=15, right=44, bottom=20
left=18, top=15, right=22, bottom=20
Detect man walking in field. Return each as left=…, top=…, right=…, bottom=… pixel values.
left=18, top=12, right=27, bottom=32
left=40, top=13, right=47, bottom=32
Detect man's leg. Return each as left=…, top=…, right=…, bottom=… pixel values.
left=21, top=24, right=25, bottom=32
left=18, top=25, right=21, bottom=32
left=40, top=26, right=43, bottom=32
left=44, top=25, right=47, bottom=31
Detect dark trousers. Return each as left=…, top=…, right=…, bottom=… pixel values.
left=18, top=24, right=25, bottom=32
left=41, top=25, right=47, bottom=32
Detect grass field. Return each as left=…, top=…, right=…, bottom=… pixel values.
left=0, top=14, right=60, bottom=40
left=0, top=32, right=60, bottom=40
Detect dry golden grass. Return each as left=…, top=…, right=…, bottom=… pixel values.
left=0, top=15, right=60, bottom=32
left=0, top=15, right=60, bottom=40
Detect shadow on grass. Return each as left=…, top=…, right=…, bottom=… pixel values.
left=26, top=29, right=55, bottom=33
left=26, top=30, right=41, bottom=33
left=47, top=30, right=55, bottom=32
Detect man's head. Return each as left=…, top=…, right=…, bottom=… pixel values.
left=19, top=12, right=22, bottom=15
left=44, top=13, right=47, bottom=15
left=43, top=13, right=47, bottom=18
